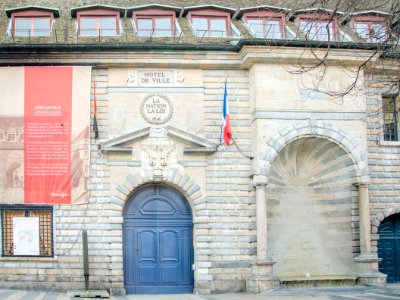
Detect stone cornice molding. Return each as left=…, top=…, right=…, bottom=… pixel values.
left=99, top=126, right=217, bottom=154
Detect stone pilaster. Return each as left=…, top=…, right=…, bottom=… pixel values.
left=354, top=183, right=386, bottom=287
left=247, top=175, right=279, bottom=293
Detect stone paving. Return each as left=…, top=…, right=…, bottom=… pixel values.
left=0, top=285, right=399, bottom=300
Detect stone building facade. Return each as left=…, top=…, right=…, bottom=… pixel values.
left=0, top=0, right=399, bottom=295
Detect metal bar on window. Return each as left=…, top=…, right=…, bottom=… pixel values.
left=0, top=205, right=53, bottom=257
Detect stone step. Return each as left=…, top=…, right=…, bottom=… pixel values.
left=280, top=275, right=357, bottom=288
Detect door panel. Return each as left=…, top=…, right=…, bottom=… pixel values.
left=138, top=229, right=157, bottom=262
left=161, top=265, right=179, bottom=283
left=181, top=228, right=193, bottom=284
left=378, top=239, right=396, bottom=282
left=378, top=214, right=400, bottom=283
left=160, top=230, right=179, bottom=262
left=124, top=228, right=135, bottom=288
left=396, top=238, right=400, bottom=282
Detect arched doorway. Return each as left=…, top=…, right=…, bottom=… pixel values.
left=123, top=184, right=194, bottom=294
left=378, top=213, right=400, bottom=283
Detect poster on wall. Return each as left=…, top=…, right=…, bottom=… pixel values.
left=0, top=67, right=91, bottom=205
left=13, top=217, right=40, bottom=255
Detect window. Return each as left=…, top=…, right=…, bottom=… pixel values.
left=246, top=18, right=283, bottom=39
left=192, top=16, right=230, bottom=37
left=79, top=16, right=118, bottom=36
left=7, top=133, right=16, bottom=142
left=353, top=18, right=388, bottom=43
left=383, top=96, right=400, bottom=141
left=72, top=6, right=124, bottom=37
left=186, top=7, right=237, bottom=38
left=242, top=10, right=287, bottom=39
left=6, top=7, right=58, bottom=37
left=14, top=17, right=51, bottom=36
left=299, top=17, right=337, bottom=41
left=131, top=9, right=177, bottom=37
left=1, top=206, right=53, bottom=257
left=137, top=17, right=174, bottom=36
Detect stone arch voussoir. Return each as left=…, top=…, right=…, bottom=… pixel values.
left=113, top=167, right=204, bottom=221
left=260, top=122, right=369, bottom=184
left=371, top=205, right=400, bottom=234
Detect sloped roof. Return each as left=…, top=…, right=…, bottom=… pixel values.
left=1, top=0, right=397, bottom=13
left=5, top=5, right=60, bottom=17
left=183, top=4, right=237, bottom=16
left=71, top=4, right=125, bottom=17
left=126, top=4, right=181, bottom=17
left=0, top=0, right=398, bottom=49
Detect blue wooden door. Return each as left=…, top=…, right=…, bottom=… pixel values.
left=123, top=185, right=194, bottom=294
left=378, top=214, right=400, bottom=283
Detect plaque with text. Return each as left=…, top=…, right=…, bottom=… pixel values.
left=127, top=69, right=184, bottom=86
left=140, top=94, right=173, bottom=125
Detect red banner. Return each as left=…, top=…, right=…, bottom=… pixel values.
left=0, top=66, right=90, bottom=205
left=24, top=67, right=73, bottom=204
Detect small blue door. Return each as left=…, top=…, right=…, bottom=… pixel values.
left=378, top=213, right=400, bottom=283
left=123, top=184, right=194, bottom=294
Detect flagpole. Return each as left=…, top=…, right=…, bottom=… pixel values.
left=93, top=78, right=99, bottom=139
left=217, top=78, right=253, bottom=159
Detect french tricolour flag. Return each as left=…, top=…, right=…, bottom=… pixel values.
left=221, top=80, right=232, bottom=145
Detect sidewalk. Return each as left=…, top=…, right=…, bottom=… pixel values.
left=0, top=285, right=399, bottom=300
left=118, top=285, right=400, bottom=300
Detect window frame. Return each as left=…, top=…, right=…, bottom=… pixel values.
left=188, top=9, right=232, bottom=37
left=242, top=10, right=286, bottom=39
left=1, top=205, right=54, bottom=258
left=77, top=8, right=121, bottom=36
left=297, top=13, right=339, bottom=41
left=351, top=15, right=389, bottom=43
left=132, top=8, right=177, bottom=37
left=383, top=95, right=400, bottom=142
left=10, top=9, right=53, bottom=37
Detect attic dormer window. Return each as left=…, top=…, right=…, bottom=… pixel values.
left=79, top=16, right=118, bottom=36
left=187, top=8, right=237, bottom=38
left=130, top=8, right=178, bottom=37
left=72, top=6, right=123, bottom=37
left=246, top=18, right=282, bottom=38
left=242, top=10, right=287, bottom=39
left=352, top=16, right=388, bottom=43
left=297, top=14, right=338, bottom=41
left=6, top=7, right=58, bottom=37
left=192, top=15, right=229, bottom=37
left=14, top=17, right=51, bottom=36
